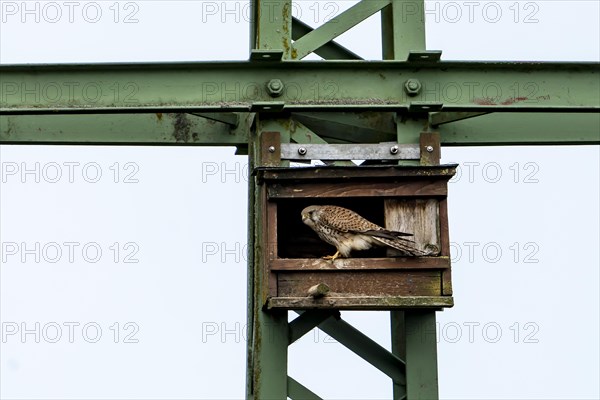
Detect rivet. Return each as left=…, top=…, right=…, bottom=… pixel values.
left=390, top=145, right=399, bottom=155
left=426, top=145, right=434, bottom=153
left=298, top=147, right=307, bottom=155
left=268, top=146, right=275, bottom=153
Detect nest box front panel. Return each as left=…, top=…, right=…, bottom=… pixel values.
left=256, top=165, right=456, bottom=310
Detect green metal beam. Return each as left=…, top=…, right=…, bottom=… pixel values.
left=391, top=311, right=407, bottom=400
left=248, top=119, right=290, bottom=400
left=438, top=112, right=600, bottom=145
left=1, top=62, right=598, bottom=114
left=0, top=113, right=250, bottom=145
left=3, top=112, right=598, bottom=146
left=288, top=310, right=338, bottom=345
left=252, top=0, right=292, bottom=59
left=291, top=0, right=390, bottom=60
left=292, top=112, right=397, bottom=144
left=301, top=312, right=407, bottom=385
left=382, top=0, right=426, bottom=61
left=405, top=312, right=439, bottom=399
left=291, top=17, right=362, bottom=60
left=2, top=112, right=598, bottom=146
left=287, top=377, right=323, bottom=400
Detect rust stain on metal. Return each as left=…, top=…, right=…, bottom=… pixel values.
left=155, top=112, right=163, bottom=122
left=172, top=113, right=191, bottom=142
left=500, top=97, right=528, bottom=105
left=474, top=98, right=497, bottom=105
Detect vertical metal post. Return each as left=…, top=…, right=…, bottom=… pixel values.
left=247, top=119, right=289, bottom=400
left=251, top=0, right=293, bottom=59
left=391, top=311, right=407, bottom=399
left=247, top=2, right=293, bottom=398
left=405, top=312, right=439, bottom=400
left=381, top=0, right=426, bottom=61
left=383, top=1, right=440, bottom=399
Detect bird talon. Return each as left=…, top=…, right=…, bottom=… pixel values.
left=322, top=251, right=341, bottom=262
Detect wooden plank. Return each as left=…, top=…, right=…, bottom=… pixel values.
left=259, top=186, right=271, bottom=305
left=268, top=180, right=448, bottom=198
left=439, top=199, right=450, bottom=257
left=257, top=165, right=457, bottom=181
left=268, top=296, right=454, bottom=310
left=419, top=132, right=441, bottom=166
left=259, top=131, right=281, bottom=167
left=266, top=202, right=278, bottom=260
left=439, top=199, right=453, bottom=296
left=277, top=271, right=441, bottom=297
left=384, top=199, right=440, bottom=256
left=267, top=202, right=278, bottom=297
left=270, top=257, right=450, bottom=271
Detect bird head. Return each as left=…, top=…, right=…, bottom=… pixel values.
left=301, top=205, right=322, bottom=228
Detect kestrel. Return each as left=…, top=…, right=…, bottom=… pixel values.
left=301, top=205, right=426, bottom=260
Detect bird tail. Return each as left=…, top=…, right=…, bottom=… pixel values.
left=371, top=236, right=432, bottom=257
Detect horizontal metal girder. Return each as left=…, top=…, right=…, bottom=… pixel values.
left=0, top=113, right=250, bottom=145
left=0, top=61, right=598, bottom=114
left=438, top=112, right=600, bottom=145
left=1, top=112, right=598, bottom=146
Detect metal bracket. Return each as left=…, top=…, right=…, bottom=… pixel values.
left=250, top=49, right=284, bottom=61
left=251, top=102, right=285, bottom=112
left=408, top=102, right=444, bottom=113
left=407, top=50, right=442, bottom=62
left=280, top=143, right=420, bottom=161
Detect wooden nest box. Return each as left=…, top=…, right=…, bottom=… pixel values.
left=254, top=132, right=456, bottom=310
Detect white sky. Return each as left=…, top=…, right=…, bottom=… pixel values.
left=0, top=1, right=599, bottom=399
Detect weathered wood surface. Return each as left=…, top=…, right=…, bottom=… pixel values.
left=439, top=198, right=453, bottom=295
left=267, top=296, right=454, bottom=310
left=256, top=164, right=458, bottom=181
left=277, top=271, right=441, bottom=297
left=307, top=283, right=330, bottom=298
left=258, top=162, right=456, bottom=309
left=259, top=131, right=281, bottom=167
left=419, top=132, right=441, bottom=166
left=268, top=180, right=448, bottom=198
left=384, top=199, right=440, bottom=256
left=270, top=257, right=450, bottom=270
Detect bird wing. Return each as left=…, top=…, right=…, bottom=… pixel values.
left=318, top=206, right=382, bottom=233
left=319, top=206, right=415, bottom=242
left=363, top=229, right=415, bottom=243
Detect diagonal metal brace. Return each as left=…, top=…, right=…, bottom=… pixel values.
left=295, top=311, right=406, bottom=385
left=289, top=310, right=340, bottom=345
left=287, top=376, right=323, bottom=400
left=292, top=18, right=362, bottom=60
